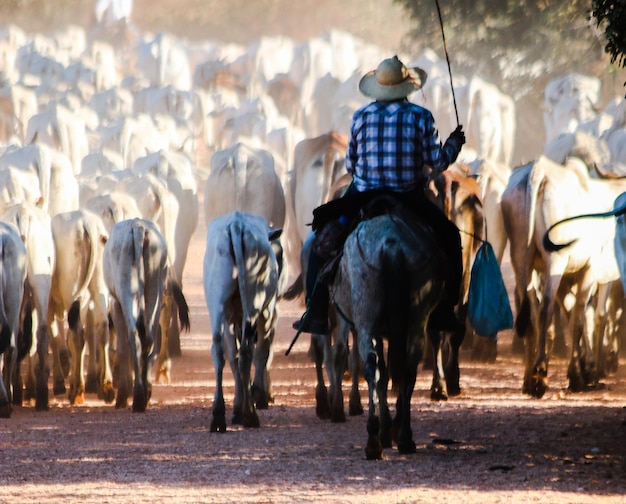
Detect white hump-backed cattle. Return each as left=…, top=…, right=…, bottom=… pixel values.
left=203, top=211, right=284, bottom=431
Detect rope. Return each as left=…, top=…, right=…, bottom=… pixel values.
left=434, top=0, right=460, bottom=127
left=285, top=275, right=321, bottom=356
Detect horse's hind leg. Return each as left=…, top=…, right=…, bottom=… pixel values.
left=309, top=333, right=331, bottom=419
left=428, top=328, right=448, bottom=401
left=360, top=341, right=383, bottom=460
left=348, top=329, right=363, bottom=416
left=445, top=329, right=464, bottom=397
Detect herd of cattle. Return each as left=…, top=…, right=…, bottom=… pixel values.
left=1, top=17, right=626, bottom=432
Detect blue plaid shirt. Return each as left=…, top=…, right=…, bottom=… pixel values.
left=346, top=99, right=457, bottom=192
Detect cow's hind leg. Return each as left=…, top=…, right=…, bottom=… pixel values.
left=240, top=323, right=259, bottom=428
left=35, top=323, right=51, bottom=411
left=0, top=347, right=16, bottom=417
left=251, top=323, right=274, bottom=410
left=111, top=301, right=131, bottom=409
left=67, top=323, right=86, bottom=405
left=85, top=308, right=99, bottom=395
left=210, top=330, right=227, bottom=432
left=49, top=318, right=67, bottom=395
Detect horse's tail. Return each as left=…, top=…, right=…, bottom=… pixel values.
left=383, top=237, right=409, bottom=393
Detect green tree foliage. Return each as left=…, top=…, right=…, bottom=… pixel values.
left=592, top=0, right=626, bottom=68
left=393, top=0, right=608, bottom=99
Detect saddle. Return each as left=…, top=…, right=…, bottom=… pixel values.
left=315, top=192, right=430, bottom=285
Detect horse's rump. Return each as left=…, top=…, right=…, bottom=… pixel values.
left=333, top=205, right=445, bottom=388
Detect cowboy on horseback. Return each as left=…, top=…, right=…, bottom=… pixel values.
left=293, top=55, right=466, bottom=336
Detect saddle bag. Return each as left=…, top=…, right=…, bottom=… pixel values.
left=468, top=240, right=513, bottom=339
left=311, top=215, right=350, bottom=258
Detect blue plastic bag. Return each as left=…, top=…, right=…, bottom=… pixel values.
left=468, top=241, right=513, bottom=339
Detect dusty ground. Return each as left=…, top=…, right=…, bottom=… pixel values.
left=0, top=2, right=626, bottom=503
left=2, top=185, right=626, bottom=504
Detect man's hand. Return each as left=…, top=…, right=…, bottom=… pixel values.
left=443, top=124, right=466, bottom=164
left=449, top=125, right=466, bottom=146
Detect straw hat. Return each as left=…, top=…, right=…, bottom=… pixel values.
left=358, top=55, right=427, bottom=101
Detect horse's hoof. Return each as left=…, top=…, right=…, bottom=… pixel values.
left=252, top=384, right=269, bottom=410
left=330, top=407, right=346, bottom=423
left=447, top=387, right=461, bottom=397
left=210, top=415, right=227, bottom=433
left=315, top=386, right=330, bottom=419
left=397, top=439, right=417, bottom=454
left=349, top=402, right=363, bottom=416
left=365, top=436, right=383, bottom=460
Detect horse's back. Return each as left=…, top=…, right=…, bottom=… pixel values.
left=334, top=211, right=445, bottom=331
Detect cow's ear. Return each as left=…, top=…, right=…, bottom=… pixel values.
left=268, top=228, right=282, bottom=241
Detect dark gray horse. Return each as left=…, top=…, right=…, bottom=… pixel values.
left=329, top=199, right=446, bottom=459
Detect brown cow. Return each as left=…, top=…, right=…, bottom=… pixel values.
left=427, top=164, right=489, bottom=367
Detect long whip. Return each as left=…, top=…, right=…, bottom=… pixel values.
left=434, top=0, right=460, bottom=127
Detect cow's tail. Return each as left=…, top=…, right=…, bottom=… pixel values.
left=515, top=294, right=531, bottom=337
left=229, top=219, right=252, bottom=336
left=526, top=159, right=543, bottom=250
left=17, top=298, right=33, bottom=362
left=383, top=237, right=409, bottom=394
left=68, top=299, right=81, bottom=333
left=0, top=236, right=10, bottom=355
left=513, top=161, right=543, bottom=338
left=283, top=273, right=303, bottom=301
left=134, top=223, right=148, bottom=341
left=72, top=218, right=100, bottom=314
left=170, top=279, right=190, bottom=332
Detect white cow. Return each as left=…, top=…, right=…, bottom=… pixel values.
left=97, top=114, right=170, bottom=169
left=132, top=150, right=199, bottom=284
left=524, top=156, right=626, bottom=397
left=203, top=211, right=284, bottom=431
left=283, top=131, right=348, bottom=285
left=82, top=191, right=142, bottom=232
left=88, top=86, right=134, bottom=123
left=464, top=158, right=511, bottom=264
left=140, top=86, right=205, bottom=155
left=132, top=149, right=199, bottom=359
left=87, top=169, right=184, bottom=381
left=95, top=0, right=134, bottom=26
left=25, top=104, right=89, bottom=176
left=1, top=202, right=57, bottom=411
left=544, top=73, right=601, bottom=145
left=103, top=218, right=189, bottom=411
left=0, top=221, right=27, bottom=418
left=460, top=75, right=517, bottom=167
left=0, top=82, right=38, bottom=144
left=136, top=32, right=191, bottom=91
left=49, top=209, right=113, bottom=405
left=0, top=143, right=51, bottom=211
left=205, top=141, right=285, bottom=230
